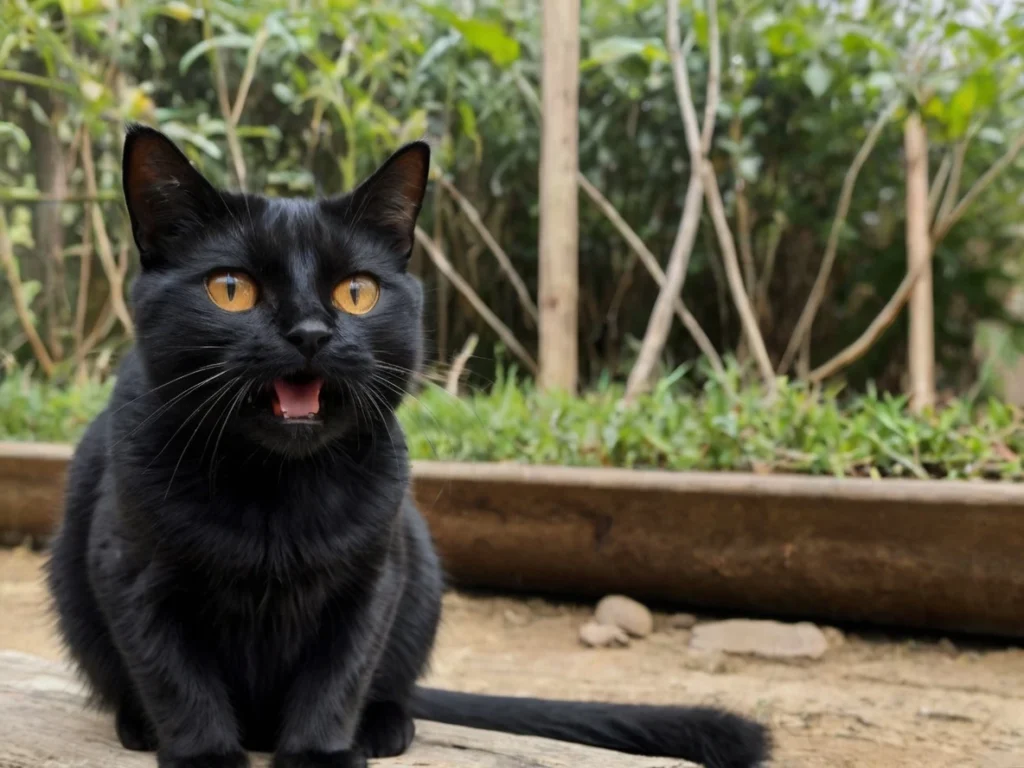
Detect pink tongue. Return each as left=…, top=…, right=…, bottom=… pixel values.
left=272, top=378, right=323, bottom=418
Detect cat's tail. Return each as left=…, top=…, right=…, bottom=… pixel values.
left=410, top=687, right=770, bottom=768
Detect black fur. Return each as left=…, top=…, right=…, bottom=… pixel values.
left=46, top=125, right=770, bottom=768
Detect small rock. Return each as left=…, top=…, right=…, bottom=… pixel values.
left=503, top=609, right=529, bottom=627
left=594, top=595, right=654, bottom=638
left=937, top=638, right=958, bottom=656
left=691, top=650, right=729, bottom=674
left=690, top=619, right=829, bottom=660
left=667, top=612, right=699, bottom=630
left=579, top=621, right=630, bottom=648
left=821, top=626, right=846, bottom=648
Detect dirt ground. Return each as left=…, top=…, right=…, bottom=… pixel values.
left=2, top=546, right=1022, bottom=768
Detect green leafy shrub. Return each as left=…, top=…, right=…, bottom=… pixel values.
left=2, top=0, right=1022, bottom=390
left=403, top=365, right=1022, bottom=480
left=3, top=365, right=1019, bottom=480
left=0, top=370, right=113, bottom=443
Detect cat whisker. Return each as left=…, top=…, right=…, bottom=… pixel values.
left=207, top=380, right=253, bottom=492
left=365, top=375, right=445, bottom=461
left=107, top=362, right=228, bottom=419
left=158, top=376, right=244, bottom=498
left=112, top=367, right=238, bottom=448
left=358, top=382, right=398, bottom=459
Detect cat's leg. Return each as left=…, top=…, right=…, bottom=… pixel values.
left=99, top=561, right=246, bottom=768
left=273, top=579, right=404, bottom=768
left=48, top=426, right=159, bottom=753
left=355, top=700, right=416, bottom=759
left=116, top=691, right=159, bottom=751
left=356, top=508, right=443, bottom=759
left=52, top=520, right=158, bottom=752
left=48, top=417, right=126, bottom=706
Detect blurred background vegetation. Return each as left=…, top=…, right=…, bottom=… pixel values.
left=0, top=0, right=1022, bottom=473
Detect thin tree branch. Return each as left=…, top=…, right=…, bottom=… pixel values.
left=797, top=334, right=811, bottom=379
left=755, top=213, right=783, bottom=321
left=735, top=177, right=756, bottom=297
left=623, top=1, right=721, bottom=399
left=779, top=99, right=898, bottom=375
left=664, top=0, right=773, bottom=391
left=0, top=69, right=76, bottom=94
left=230, top=26, right=269, bottom=126
left=702, top=159, right=776, bottom=391
left=0, top=192, right=120, bottom=203
left=932, top=130, right=1024, bottom=244
left=75, top=297, right=115, bottom=371
left=671, top=29, right=703, bottom=160
left=624, top=172, right=706, bottom=398
left=81, top=133, right=134, bottom=339
left=0, top=206, right=55, bottom=376
left=808, top=258, right=930, bottom=383
left=578, top=175, right=724, bottom=375
left=700, top=0, right=720, bottom=155
left=446, top=334, right=479, bottom=396
left=438, top=176, right=539, bottom=326
left=927, top=150, right=952, bottom=219
left=72, top=210, right=94, bottom=356
left=414, top=227, right=538, bottom=375
left=204, top=1, right=247, bottom=190
left=935, top=139, right=967, bottom=226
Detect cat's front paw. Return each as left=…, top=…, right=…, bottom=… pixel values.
left=157, top=751, right=249, bottom=768
left=116, top=701, right=158, bottom=751
left=356, top=701, right=415, bottom=758
left=273, top=750, right=367, bottom=768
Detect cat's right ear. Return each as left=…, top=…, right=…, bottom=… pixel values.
left=122, top=124, right=224, bottom=263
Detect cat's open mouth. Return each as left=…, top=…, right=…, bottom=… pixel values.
left=268, top=373, right=325, bottom=424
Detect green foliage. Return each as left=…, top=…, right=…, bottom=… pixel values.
left=0, top=369, right=113, bottom=442
left=0, top=0, right=1022, bottom=391
left=403, top=364, right=1023, bottom=480
left=5, top=364, right=1017, bottom=481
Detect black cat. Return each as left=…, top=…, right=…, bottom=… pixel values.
left=46, top=125, right=770, bottom=768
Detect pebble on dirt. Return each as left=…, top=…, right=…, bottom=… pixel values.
left=594, top=595, right=654, bottom=638
left=690, top=619, right=829, bottom=660
left=667, top=612, right=699, bottom=630
left=579, top=620, right=631, bottom=648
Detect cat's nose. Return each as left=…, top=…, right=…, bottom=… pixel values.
left=286, top=319, right=331, bottom=359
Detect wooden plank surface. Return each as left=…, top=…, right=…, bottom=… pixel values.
left=0, top=651, right=693, bottom=768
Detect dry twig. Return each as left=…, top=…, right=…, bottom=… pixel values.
left=779, top=99, right=898, bottom=374
left=0, top=206, right=55, bottom=376
left=414, top=228, right=538, bottom=375
left=438, top=177, right=538, bottom=326
left=446, top=334, right=479, bottom=396
left=81, top=133, right=133, bottom=339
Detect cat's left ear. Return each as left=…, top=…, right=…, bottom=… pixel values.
left=327, top=141, right=430, bottom=254
left=122, top=123, right=226, bottom=264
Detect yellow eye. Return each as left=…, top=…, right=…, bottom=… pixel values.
left=205, top=271, right=258, bottom=312
left=333, top=274, right=380, bottom=315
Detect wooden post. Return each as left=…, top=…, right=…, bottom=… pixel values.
left=904, top=113, right=935, bottom=411
left=538, top=0, right=580, bottom=392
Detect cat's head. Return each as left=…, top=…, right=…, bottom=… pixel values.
left=122, top=124, right=428, bottom=457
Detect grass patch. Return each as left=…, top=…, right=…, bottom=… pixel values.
left=0, top=371, right=114, bottom=443
left=403, top=366, right=1022, bottom=481
left=1, top=365, right=1021, bottom=480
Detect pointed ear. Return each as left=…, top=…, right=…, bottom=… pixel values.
left=122, top=124, right=225, bottom=261
left=335, top=141, right=430, bottom=253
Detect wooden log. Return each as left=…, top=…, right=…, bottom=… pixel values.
left=0, top=651, right=693, bottom=768
left=4, top=442, right=1024, bottom=636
